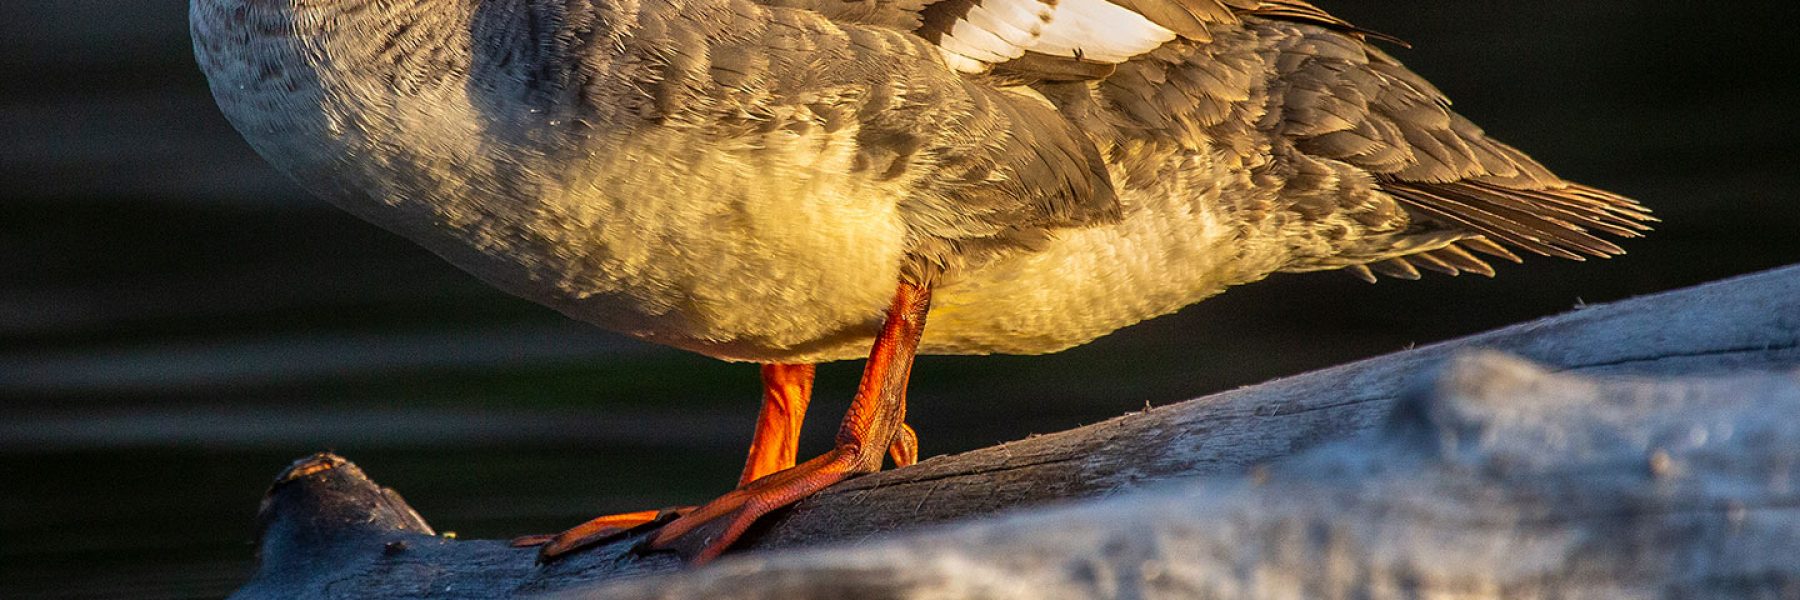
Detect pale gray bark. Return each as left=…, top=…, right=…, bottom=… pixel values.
left=230, top=264, right=1800, bottom=599
left=578, top=351, right=1800, bottom=599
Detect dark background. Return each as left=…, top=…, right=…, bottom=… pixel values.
left=4, top=2, right=1798, bottom=598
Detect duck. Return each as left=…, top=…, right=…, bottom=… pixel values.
left=190, top=0, right=1651, bottom=563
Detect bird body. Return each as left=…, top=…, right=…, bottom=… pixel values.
left=192, top=0, right=1643, bottom=364
left=193, top=0, right=1649, bottom=562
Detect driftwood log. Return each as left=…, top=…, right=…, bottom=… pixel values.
left=231, top=265, right=1800, bottom=599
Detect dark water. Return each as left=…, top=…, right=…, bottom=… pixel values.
left=5, top=1, right=1800, bottom=598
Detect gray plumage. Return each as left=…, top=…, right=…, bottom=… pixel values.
left=191, top=0, right=1649, bottom=363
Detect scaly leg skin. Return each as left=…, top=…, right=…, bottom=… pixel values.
left=740, top=364, right=815, bottom=485
left=643, top=281, right=933, bottom=564
left=526, top=363, right=818, bottom=557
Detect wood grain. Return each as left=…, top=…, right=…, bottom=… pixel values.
left=230, top=264, right=1800, bottom=599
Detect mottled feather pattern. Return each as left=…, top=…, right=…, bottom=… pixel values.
left=1247, top=24, right=1649, bottom=275
left=782, top=0, right=1650, bottom=280
left=194, top=0, right=1648, bottom=363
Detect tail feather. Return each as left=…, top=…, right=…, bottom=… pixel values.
left=1343, top=179, right=1650, bottom=283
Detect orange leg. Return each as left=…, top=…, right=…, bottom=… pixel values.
left=643, top=281, right=932, bottom=563
left=527, top=363, right=817, bottom=557
left=741, top=364, right=815, bottom=486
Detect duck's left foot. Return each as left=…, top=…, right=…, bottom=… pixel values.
left=517, top=507, right=690, bottom=559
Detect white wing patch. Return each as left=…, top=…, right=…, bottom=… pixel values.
left=933, top=0, right=1177, bottom=74
left=1033, top=0, right=1177, bottom=62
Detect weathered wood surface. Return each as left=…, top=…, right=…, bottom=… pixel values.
left=230, top=265, right=1800, bottom=599
left=577, top=352, right=1800, bottom=598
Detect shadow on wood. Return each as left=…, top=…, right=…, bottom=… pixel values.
left=231, top=265, right=1800, bottom=598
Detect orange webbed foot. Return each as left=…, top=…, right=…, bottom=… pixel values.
left=544, top=282, right=932, bottom=565
left=522, top=506, right=691, bottom=561
left=642, top=283, right=930, bottom=564
left=642, top=447, right=865, bottom=564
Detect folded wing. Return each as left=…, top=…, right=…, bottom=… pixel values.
left=767, top=0, right=1651, bottom=277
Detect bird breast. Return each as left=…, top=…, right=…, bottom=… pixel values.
left=190, top=0, right=1254, bottom=364
left=193, top=0, right=932, bottom=362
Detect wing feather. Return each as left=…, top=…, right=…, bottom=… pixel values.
left=753, top=0, right=1650, bottom=277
